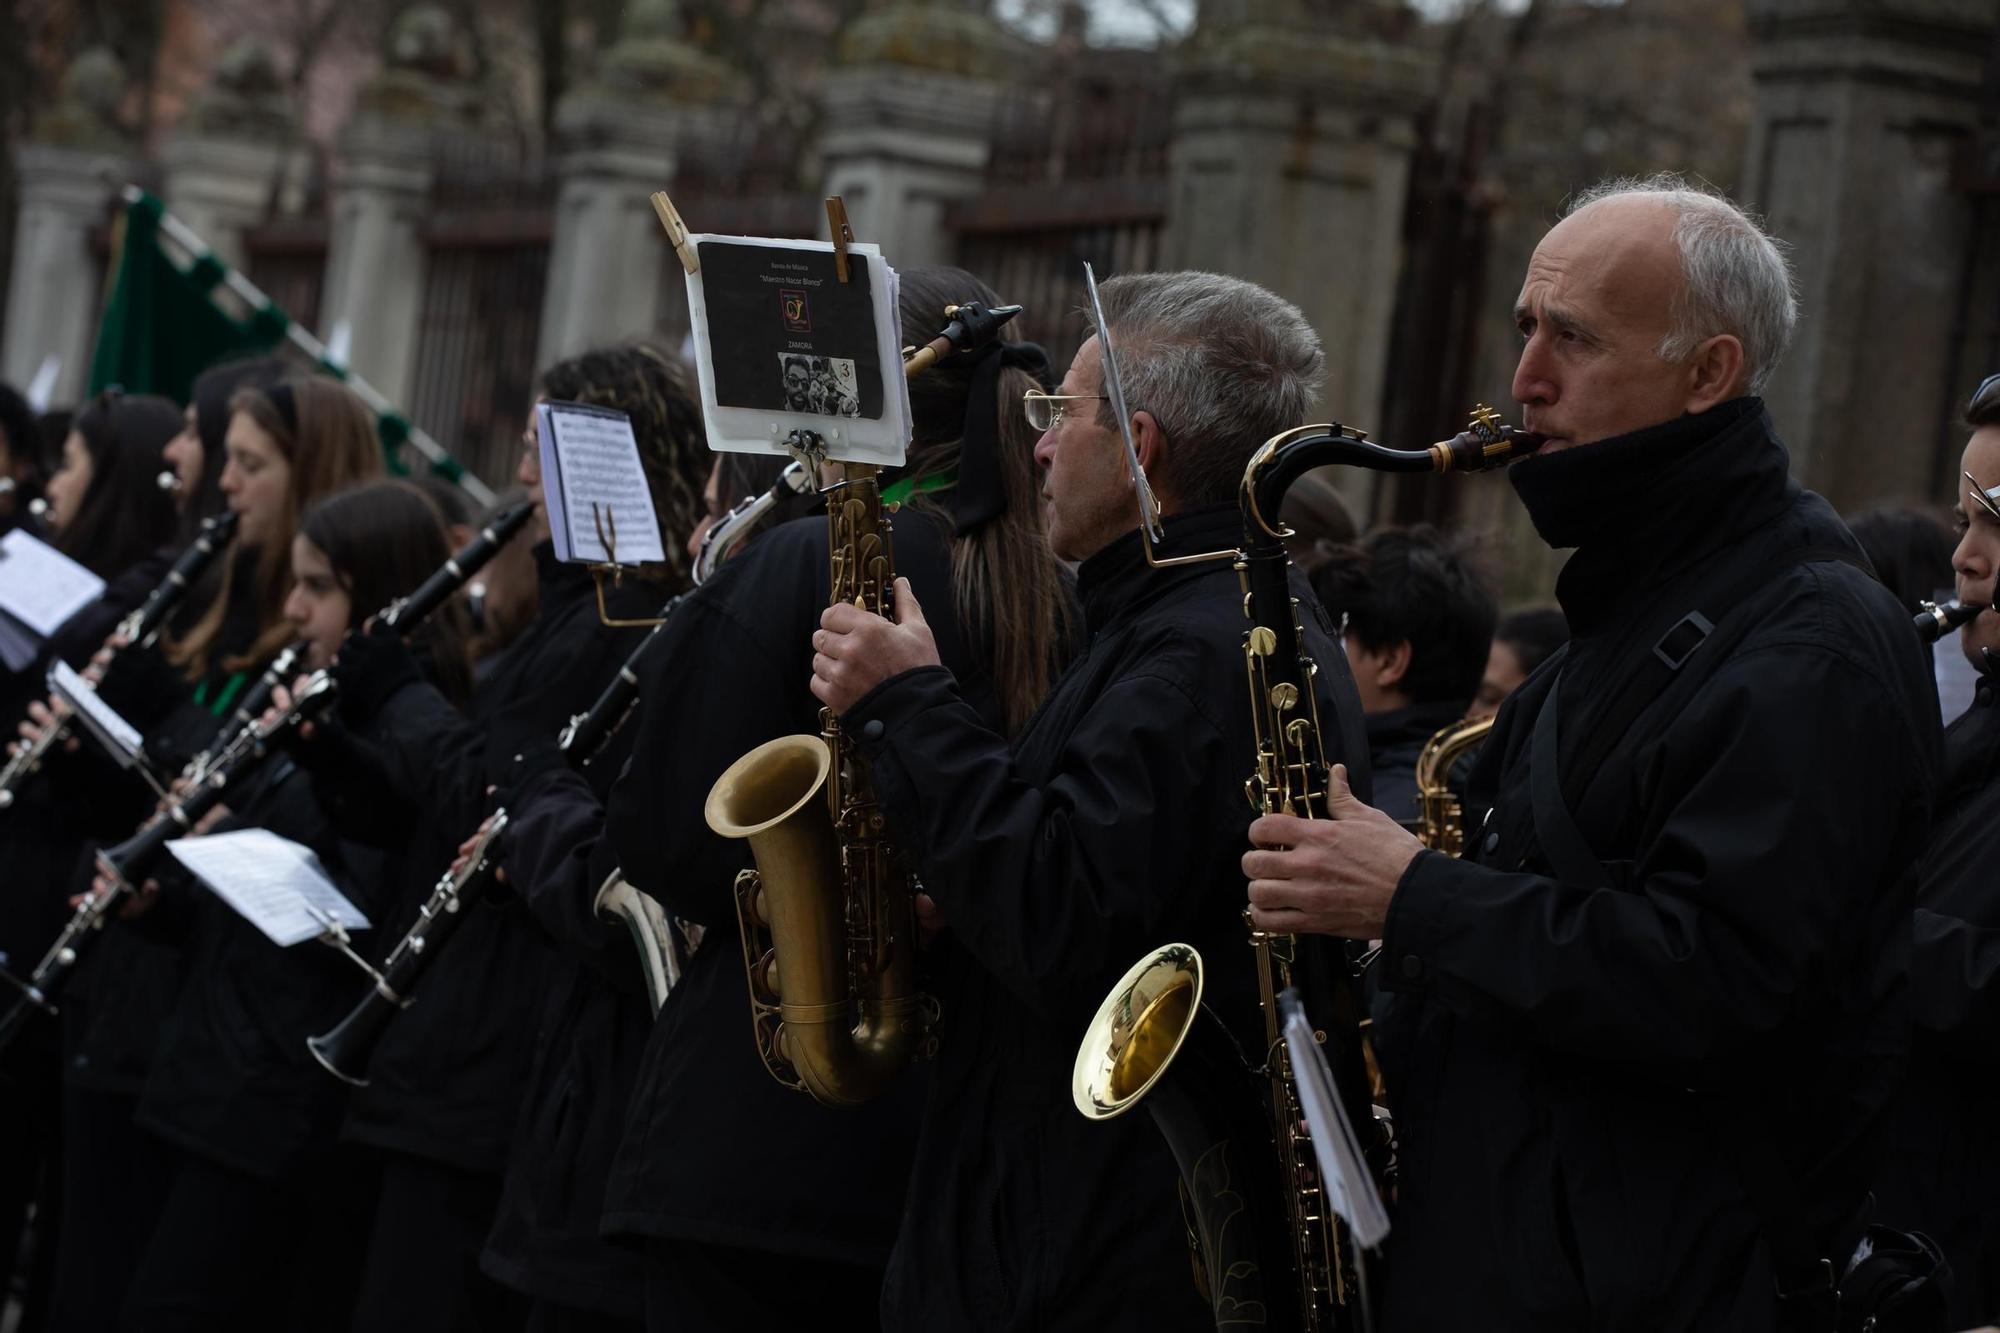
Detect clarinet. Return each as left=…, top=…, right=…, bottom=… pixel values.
left=307, top=470, right=789, bottom=1081
left=307, top=616, right=668, bottom=1084
left=0, top=511, right=240, bottom=810
left=0, top=508, right=531, bottom=1049
left=1914, top=598, right=1980, bottom=645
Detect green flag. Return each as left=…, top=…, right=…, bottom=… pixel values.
left=87, top=192, right=290, bottom=403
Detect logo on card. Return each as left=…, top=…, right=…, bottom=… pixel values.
left=781, top=289, right=811, bottom=333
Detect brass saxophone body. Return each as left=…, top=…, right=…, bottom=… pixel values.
left=1412, top=715, right=1494, bottom=857
left=1074, top=410, right=1545, bottom=1332
left=705, top=463, right=932, bottom=1107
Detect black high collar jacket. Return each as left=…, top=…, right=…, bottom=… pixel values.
left=1375, top=403, right=1941, bottom=1330
left=844, top=505, right=1369, bottom=1332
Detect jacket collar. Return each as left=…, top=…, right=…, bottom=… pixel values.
left=1366, top=699, right=1472, bottom=754
left=1075, top=505, right=1242, bottom=632
left=1507, top=398, right=1796, bottom=637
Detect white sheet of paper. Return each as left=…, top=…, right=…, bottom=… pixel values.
left=536, top=402, right=666, bottom=566
left=1282, top=997, right=1392, bottom=1251
left=0, top=613, right=39, bottom=672
left=48, top=660, right=143, bottom=769
left=684, top=234, right=911, bottom=467
left=167, top=829, right=370, bottom=948
left=0, top=530, right=104, bottom=638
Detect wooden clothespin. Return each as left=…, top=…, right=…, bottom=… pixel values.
left=826, top=196, right=853, bottom=284
left=651, top=191, right=699, bottom=275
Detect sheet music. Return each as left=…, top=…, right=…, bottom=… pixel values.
left=0, top=530, right=104, bottom=638
left=0, top=614, right=38, bottom=672
left=48, top=660, right=143, bottom=769
left=683, top=234, right=911, bottom=466
left=536, top=401, right=667, bottom=567
left=167, top=829, right=370, bottom=948
left=1280, top=991, right=1392, bottom=1251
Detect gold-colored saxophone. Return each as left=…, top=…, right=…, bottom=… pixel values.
left=703, top=300, right=1023, bottom=1108
left=1073, top=409, right=1545, bottom=1331
left=1412, top=714, right=1494, bottom=856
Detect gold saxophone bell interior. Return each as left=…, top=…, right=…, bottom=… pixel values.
left=1073, top=943, right=1204, bottom=1120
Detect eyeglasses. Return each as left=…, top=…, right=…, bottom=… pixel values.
left=1972, top=373, right=2000, bottom=420
left=1023, top=389, right=1109, bottom=433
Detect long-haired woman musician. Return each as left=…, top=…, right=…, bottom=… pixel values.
left=592, top=266, right=1074, bottom=1332
left=292, top=343, right=707, bottom=1333
left=41, top=372, right=382, bottom=1331
left=111, top=480, right=471, bottom=1331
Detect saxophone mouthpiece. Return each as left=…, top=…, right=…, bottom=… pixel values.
left=1434, top=405, right=1547, bottom=473
left=1915, top=598, right=1980, bottom=644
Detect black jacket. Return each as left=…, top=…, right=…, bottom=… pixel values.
left=841, top=505, right=1369, bottom=1332
left=599, top=507, right=993, bottom=1267
left=132, top=684, right=430, bottom=1183
left=1874, top=673, right=2000, bottom=1325
left=1374, top=401, right=1940, bottom=1331
left=1366, top=698, right=1473, bottom=829
left=339, top=545, right=655, bottom=1175
left=478, top=757, right=650, bottom=1318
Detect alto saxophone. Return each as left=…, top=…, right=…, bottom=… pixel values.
left=1073, top=408, right=1545, bottom=1332
left=1412, top=714, right=1494, bottom=856
left=704, top=300, right=1023, bottom=1108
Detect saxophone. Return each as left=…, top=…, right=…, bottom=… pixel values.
left=704, top=300, right=1023, bottom=1108
left=1072, top=408, right=1545, bottom=1331
left=1412, top=715, right=1494, bottom=856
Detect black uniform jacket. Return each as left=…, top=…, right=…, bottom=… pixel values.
left=1373, top=404, right=1940, bottom=1331
left=340, top=544, right=654, bottom=1175
left=60, top=580, right=277, bottom=1098
left=1367, top=698, right=1474, bottom=829
left=1875, top=673, right=2000, bottom=1325
left=478, top=752, right=650, bottom=1318
left=841, top=505, right=1370, bottom=1332
left=132, top=685, right=434, bottom=1183
left=598, top=506, right=994, bottom=1267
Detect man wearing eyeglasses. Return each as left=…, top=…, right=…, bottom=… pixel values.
left=1873, top=372, right=2000, bottom=1330
left=811, top=271, right=1370, bottom=1331
left=1239, top=176, right=1948, bottom=1331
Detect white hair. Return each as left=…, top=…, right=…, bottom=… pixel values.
left=1567, top=173, right=1798, bottom=394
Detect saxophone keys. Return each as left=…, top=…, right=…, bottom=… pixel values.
left=1269, top=682, right=1299, bottom=712
left=1248, top=626, right=1278, bottom=657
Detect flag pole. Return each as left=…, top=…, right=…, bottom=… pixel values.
left=118, top=185, right=496, bottom=507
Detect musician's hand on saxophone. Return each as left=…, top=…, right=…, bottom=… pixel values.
left=809, top=576, right=940, bottom=714
left=1243, top=763, right=1421, bottom=939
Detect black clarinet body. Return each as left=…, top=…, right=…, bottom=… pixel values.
left=0, top=512, right=242, bottom=812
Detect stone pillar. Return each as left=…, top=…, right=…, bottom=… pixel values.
left=1163, top=5, right=1435, bottom=442
left=1742, top=0, right=1996, bottom=510
left=817, top=2, right=1016, bottom=266
left=320, top=120, right=432, bottom=406
left=2, top=145, right=132, bottom=403
left=158, top=38, right=297, bottom=271
left=537, top=1, right=738, bottom=365
left=1, top=48, right=137, bottom=404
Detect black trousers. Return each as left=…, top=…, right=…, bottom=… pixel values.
left=349, top=1152, right=527, bottom=1333
left=44, top=1084, right=170, bottom=1333
left=643, top=1238, right=882, bottom=1333
left=0, top=1022, right=62, bottom=1333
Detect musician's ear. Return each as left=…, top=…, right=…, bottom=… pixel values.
left=1131, top=409, right=1170, bottom=501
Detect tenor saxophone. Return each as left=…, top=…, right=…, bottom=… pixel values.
left=704, top=300, right=1022, bottom=1108
left=1412, top=714, right=1494, bottom=856
left=1072, top=408, right=1544, bottom=1332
